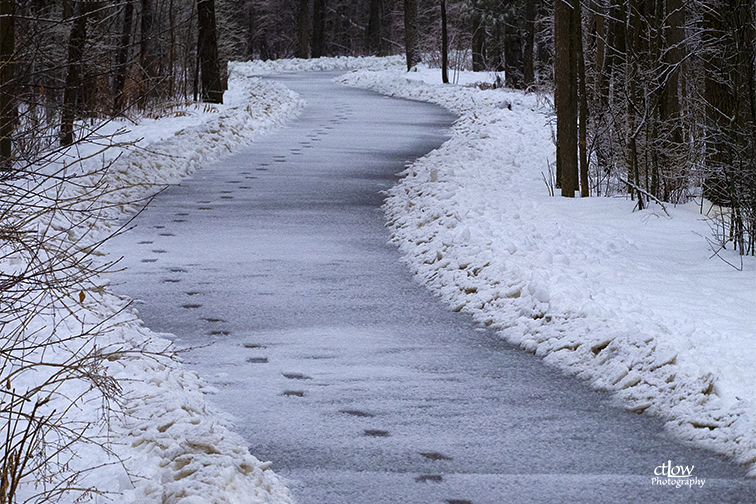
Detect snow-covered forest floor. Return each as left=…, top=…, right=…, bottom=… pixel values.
left=12, top=54, right=755, bottom=502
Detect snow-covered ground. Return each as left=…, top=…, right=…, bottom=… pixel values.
left=238, top=57, right=756, bottom=477
left=9, top=53, right=755, bottom=503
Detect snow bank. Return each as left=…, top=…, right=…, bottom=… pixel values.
left=325, top=64, right=756, bottom=476
left=90, top=68, right=304, bottom=503
left=4, top=68, right=303, bottom=503
left=233, top=55, right=406, bottom=75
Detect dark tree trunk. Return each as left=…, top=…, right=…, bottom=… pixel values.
left=113, top=0, right=133, bottom=114
left=140, top=0, right=157, bottom=97
left=198, top=0, right=223, bottom=104
left=0, top=0, right=15, bottom=168
left=311, top=0, right=325, bottom=57
left=489, top=21, right=504, bottom=72
left=297, top=0, right=309, bottom=58
left=626, top=0, right=642, bottom=207
left=441, top=0, right=448, bottom=83
left=60, top=3, right=88, bottom=147
left=404, top=0, right=421, bottom=69
left=367, top=0, right=382, bottom=55
left=555, top=0, right=578, bottom=196
left=504, top=24, right=523, bottom=88
left=168, top=0, right=175, bottom=97
left=523, top=0, right=536, bottom=87
left=576, top=1, right=588, bottom=197
left=472, top=13, right=485, bottom=71
left=658, top=0, right=684, bottom=196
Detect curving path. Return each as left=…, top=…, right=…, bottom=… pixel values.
left=109, top=73, right=755, bottom=504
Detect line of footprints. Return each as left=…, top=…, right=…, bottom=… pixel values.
left=136, top=103, right=474, bottom=504
left=243, top=343, right=473, bottom=504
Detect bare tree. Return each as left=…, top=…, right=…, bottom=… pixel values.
left=198, top=0, right=223, bottom=103
left=367, top=0, right=383, bottom=55
left=297, top=0, right=310, bottom=58
left=404, top=0, right=422, bottom=69
left=0, top=0, right=14, bottom=169
left=555, top=0, right=578, bottom=196
left=60, top=2, right=89, bottom=147
left=441, top=0, right=449, bottom=83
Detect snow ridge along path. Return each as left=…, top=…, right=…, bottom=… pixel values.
left=326, top=65, right=756, bottom=476
left=98, top=71, right=305, bottom=503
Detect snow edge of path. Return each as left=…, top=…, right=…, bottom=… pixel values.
left=336, top=67, right=756, bottom=478
left=75, top=69, right=304, bottom=503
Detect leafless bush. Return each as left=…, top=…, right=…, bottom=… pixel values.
left=0, top=115, right=167, bottom=503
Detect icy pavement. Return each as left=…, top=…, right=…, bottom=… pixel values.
left=108, top=73, right=756, bottom=503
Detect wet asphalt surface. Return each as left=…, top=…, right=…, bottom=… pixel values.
left=108, top=72, right=756, bottom=503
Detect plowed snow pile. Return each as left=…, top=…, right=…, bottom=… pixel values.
left=333, top=64, right=756, bottom=477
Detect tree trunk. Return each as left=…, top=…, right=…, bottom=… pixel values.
left=368, top=0, right=382, bottom=55
left=198, top=0, right=223, bottom=104
left=626, top=0, right=643, bottom=208
left=472, top=13, right=485, bottom=71
left=504, top=23, right=523, bottom=88
left=523, top=0, right=536, bottom=87
left=577, top=0, right=589, bottom=197
left=168, top=0, right=175, bottom=97
left=658, top=0, right=684, bottom=199
left=555, top=0, right=578, bottom=196
left=489, top=21, right=504, bottom=72
left=311, top=0, right=325, bottom=58
left=140, top=0, right=157, bottom=99
left=404, top=0, right=421, bottom=70
left=441, top=0, right=448, bottom=83
left=297, top=0, right=309, bottom=59
left=0, top=0, right=15, bottom=168
left=60, top=3, right=88, bottom=147
left=113, top=0, right=133, bottom=114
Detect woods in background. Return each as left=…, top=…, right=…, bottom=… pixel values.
left=0, top=0, right=224, bottom=174
left=0, top=0, right=754, bottom=254
left=553, top=0, right=756, bottom=255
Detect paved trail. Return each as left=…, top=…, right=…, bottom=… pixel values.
left=109, top=73, right=755, bottom=503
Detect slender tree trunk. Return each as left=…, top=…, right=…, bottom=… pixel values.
left=489, top=21, right=504, bottom=72
left=168, top=0, right=175, bottom=97
left=197, top=0, right=223, bottom=103
left=577, top=1, right=589, bottom=197
left=504, top=23, right=523, bottom=88
left=404, top=0, right=421, bottom=70
left=591, top=0, right=605, bottom=82
left=523, top=0, right=536, bottom=87
left=368, top=0, right=382, bottom=55
left=113, top=0, right=133, bottom=114
left=185, top=0, right=196, bottom=99
left=441, top=0, right=448, bottom=83
left=60, top=3, right=88, bottom=146
left=140, top=0, right=156, bottom=100
left=555, top=0, right=578, bottom=196
left=0, top=0, right=15, bottom=168
left=297, top=0, right=309, bottom=58
left=472, top=12, right=485, bottom=71
left=658, top=0, right=684, bottom=199
left=626, top=0, right=643, bottom=208
left=311, top=0, right=325, bottom=58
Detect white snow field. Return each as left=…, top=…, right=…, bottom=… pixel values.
left=11, top=53, right=755, bottom=502
left=237, top=57, right=756, bottom=478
